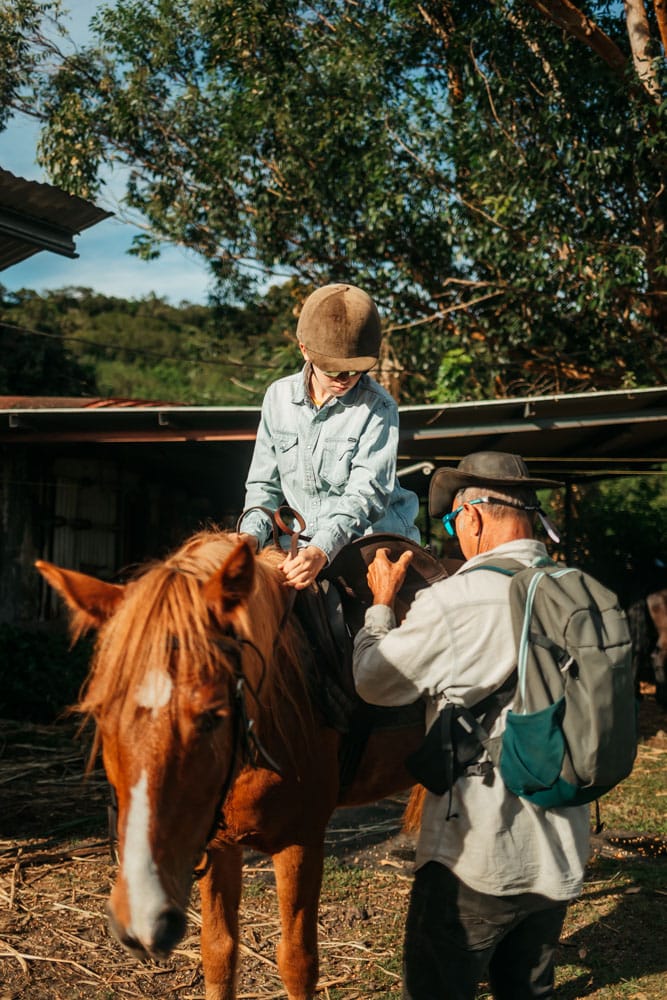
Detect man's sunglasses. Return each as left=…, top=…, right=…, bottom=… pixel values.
left=320, top=369, right=364, bottom=379
left=442, top=498, right=492, bottom=536
left=441, top=496, right=538, bottom=537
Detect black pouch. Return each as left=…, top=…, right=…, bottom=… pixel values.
left=407, top=675, right=517, bottom=797
left=405, top=704, right=495, bottom=796
left=406, top=704, right=458, bottom=795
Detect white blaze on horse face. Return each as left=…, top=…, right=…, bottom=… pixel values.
left=135, top=669, right=173, bottom=718
left=124, top=770, right=168, bottom=946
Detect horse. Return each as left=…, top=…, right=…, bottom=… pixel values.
left=36, top=527, right=437, bottom=1000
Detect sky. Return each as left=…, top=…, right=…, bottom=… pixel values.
left=0, top=1, right=214, bottom=305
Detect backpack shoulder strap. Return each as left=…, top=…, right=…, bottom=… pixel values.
left=459, top=668, right=518, bottom=767
left=463, top=555, right=555, bottom=578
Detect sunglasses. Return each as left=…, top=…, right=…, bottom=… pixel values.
left=441, top=496, right=540, bottom=537
left=442, top=498, right=491, bottom=536
left=320, top=369, right=364, bottom=379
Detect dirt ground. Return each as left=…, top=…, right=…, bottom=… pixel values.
left=1, top=690, right=665, bottom=999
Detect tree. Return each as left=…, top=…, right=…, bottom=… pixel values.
left=4, top=1, right=666, bottom=401
left=0, top=282, right=304, bottom=404
left=0, top=285, right=97, bottom=395
left=0, top=0, right=64, bottom=131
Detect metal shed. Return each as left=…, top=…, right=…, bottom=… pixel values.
left=0, top=168, right=112, bottom=270
left=0, top=387, right=665, bottom=625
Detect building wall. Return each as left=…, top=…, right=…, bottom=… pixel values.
left=0, top=440, right=250, bottom=627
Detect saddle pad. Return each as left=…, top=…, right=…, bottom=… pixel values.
left=324, top=533, right=460, bottom=629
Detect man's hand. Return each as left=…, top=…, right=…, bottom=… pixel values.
left=281, top=545, right=328, bottom=590
left=367, top=548, right=413, bottom=608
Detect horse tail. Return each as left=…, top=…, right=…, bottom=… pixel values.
left=402, top=784, right=426, bottom=834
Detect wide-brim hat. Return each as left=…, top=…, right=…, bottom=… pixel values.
left=429, top=451, right=563, bottom=518
left=296, top=283, right=381, bottom=372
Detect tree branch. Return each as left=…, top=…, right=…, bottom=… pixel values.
left=624, top=0, right=662, bottom=101
left=521, top=0, right=628, bottom=76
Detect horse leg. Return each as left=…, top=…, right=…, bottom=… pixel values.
left=198, top=843, right=243, bottom=1000
left=272, top=842, right=325, bottom=1000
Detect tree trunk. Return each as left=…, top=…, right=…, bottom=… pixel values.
left=624, top=0, right=662, bottom=100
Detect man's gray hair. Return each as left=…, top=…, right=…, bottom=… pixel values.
left=454, top=485, right=538, bottom=520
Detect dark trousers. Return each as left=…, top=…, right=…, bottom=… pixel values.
left=403, top=861, right=568, bottom=1000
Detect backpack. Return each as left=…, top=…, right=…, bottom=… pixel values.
left=406, top=557, right=637, bottom=810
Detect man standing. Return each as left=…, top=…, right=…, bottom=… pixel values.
left=353, top=452, right=591, bottom=1000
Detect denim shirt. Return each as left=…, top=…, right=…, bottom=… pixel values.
left=241, top=366, right=420, bottom=561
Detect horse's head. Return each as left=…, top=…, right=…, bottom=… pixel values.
left=36, top=531, right=285, bottom=962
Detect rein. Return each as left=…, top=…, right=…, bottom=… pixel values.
left=236, top=504, right=306, bottom=560
left=235, top=503, right=307, bottom=627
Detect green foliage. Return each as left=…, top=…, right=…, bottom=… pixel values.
left=0, top=623, right=94, bottom=722
left=0, top=286, right=97, bottom=394
left=563, top=474, right=667, bottom=606
left=321, top=856, right=367, bottom=895
left=2, top=1, right=664, bottom=401
left=0, top=281, right=304, bottom=404
left=0, top=0, right=64, bottom=130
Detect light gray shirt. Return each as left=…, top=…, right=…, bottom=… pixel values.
left=353, top=538, right=590, bottom=900
left=242, top=367, right=420, bottom=561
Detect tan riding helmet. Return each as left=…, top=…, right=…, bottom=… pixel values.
left=296, top=283, right=381, bottom=372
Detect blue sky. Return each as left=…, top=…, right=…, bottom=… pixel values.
left=0, top=1, right=213, bottom=305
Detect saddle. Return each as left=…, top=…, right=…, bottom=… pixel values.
left=324, top=532, right=460, bottom=632
left=297, top=534, right=460, bottom=789
left=237, top=508, right=461, bottom=789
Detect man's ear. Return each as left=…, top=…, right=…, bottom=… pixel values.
left=462, top=503, right=483, bottom=537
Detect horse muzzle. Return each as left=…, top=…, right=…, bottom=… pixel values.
left=107, top=901, right=187, bottom=962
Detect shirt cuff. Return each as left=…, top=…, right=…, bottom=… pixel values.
left=239, top=511, right=272, bottom=547
left=364, top=604, right=397, bottom=631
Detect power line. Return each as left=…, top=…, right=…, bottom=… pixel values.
left=0, top=319, right=293, bottom=372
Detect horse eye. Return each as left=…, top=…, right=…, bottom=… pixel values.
left=195, top=710, right=223, bottom=735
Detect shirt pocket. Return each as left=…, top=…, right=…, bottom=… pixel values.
left=274, top=432, right=299, bottom=477
left=320, top=437, right=356, bottom=490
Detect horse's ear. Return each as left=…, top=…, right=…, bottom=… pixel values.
left=203, top=540, right=255, bottom=624
left=35, top=560, right=125, bottom=632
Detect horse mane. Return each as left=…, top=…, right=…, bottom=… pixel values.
left=78, top=529, right=312, bottom=744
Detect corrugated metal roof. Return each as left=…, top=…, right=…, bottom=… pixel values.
left=0, top=168, right=112, bottom=270
left=1, top=386, right=665, bottom=480
left=0, top=396, right=184, bottom=410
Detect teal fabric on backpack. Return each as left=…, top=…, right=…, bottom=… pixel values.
left=499, top=697, right=565, bottom=796
left=467, top=558, right=637, bottom=809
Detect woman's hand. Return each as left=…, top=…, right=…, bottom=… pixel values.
left=281, top=546, right=328, bottom=590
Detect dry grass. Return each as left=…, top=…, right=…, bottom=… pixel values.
left=1, top=686, right=665, bottom=999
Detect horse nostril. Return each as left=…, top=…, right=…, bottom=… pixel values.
left=152, top=906, right=187, bottom=956
left=107, top=904, right=149, bottom=962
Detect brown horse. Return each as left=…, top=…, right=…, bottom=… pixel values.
left=36, top=529, right=427, bottom=1000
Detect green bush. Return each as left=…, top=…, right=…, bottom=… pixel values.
left=0, top=625, right=94, bottom=723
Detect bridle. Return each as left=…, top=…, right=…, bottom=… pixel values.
left=194, top=506, right=307, bottom=876
left=191, top=631, right=283, bottom=879
left=108, top=509, right=306, bottom=877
